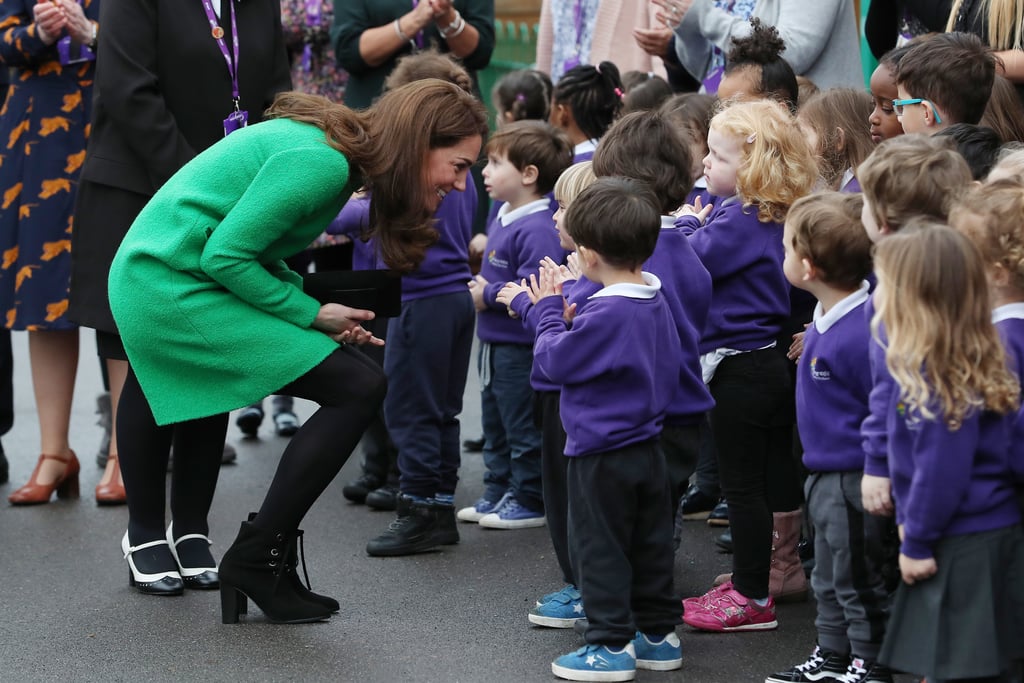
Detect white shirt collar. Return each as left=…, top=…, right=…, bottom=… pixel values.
left=992, top=302, right=1024, bottom=323
left=660, top=215, right=676, bottom=230
left=839, top=168, right=855, bottom=190
left=574, top=139, right=598, bottom=156
left=498, top=198, right=551, bottom=226
left=590, top=272, right=661, bottom=300
left=813, top=280, right=871, bottom=333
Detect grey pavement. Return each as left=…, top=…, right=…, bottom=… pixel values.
left=0, top=332, right=913, bottom=683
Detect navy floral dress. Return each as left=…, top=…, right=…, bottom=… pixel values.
left=0, top=0, right=96, bottom=330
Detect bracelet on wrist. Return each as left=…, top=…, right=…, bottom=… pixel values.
left=438, top=10, right=465, bottom=39
left=393, top=18, right=411, bottom=43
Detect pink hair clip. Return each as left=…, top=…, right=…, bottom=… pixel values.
left=746, top=133, right=757, bottom=144
left=614, top=87, right=625, bottom=99
left=515, top=93, right=526, bottom=102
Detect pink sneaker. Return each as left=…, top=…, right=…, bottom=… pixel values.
left=681, top=580, right=733, bottom=610
left=682, top=584, right=778, bottom=632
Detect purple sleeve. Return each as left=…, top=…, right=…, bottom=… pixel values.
left=509, top=291, right=539, bottom=334
left=482, top=224, right=564, bottom=310
left=327, top=196, right=370, bottom=237
left=899, top=415, right=979, bottom=559
left=861, top=337, right=892, bottom=477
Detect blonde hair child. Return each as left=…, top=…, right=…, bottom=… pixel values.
left=870, top=223, right=1023, bottom=682
left=987, top=146, right=1024, bottom=182
left=677, top=99, right=818, bottom=633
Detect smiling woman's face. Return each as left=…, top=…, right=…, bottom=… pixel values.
left=424, top=135, right=482, bottom=211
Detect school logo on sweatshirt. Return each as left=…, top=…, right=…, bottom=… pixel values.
left=896, top=401, right=922, bottom=431
left=487, top=249, right=509, bottom=269
left=809, top=357, right=831, bottom=381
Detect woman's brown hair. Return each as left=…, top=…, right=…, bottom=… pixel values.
left=266, top=80, right=488, bottom=272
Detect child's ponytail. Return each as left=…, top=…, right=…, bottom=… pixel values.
left=553, top=61, right=624, bottom=141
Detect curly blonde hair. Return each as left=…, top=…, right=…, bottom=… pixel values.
left=709, top=100, right=817, bottom=223
left=872, top=222, right=1020, bottom=429
left=950, top=178, right=1024, bottom=294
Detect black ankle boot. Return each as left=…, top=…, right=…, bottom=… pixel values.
left=245, top=513, right=339, bottom=613
left=366, top=496, right=442, bottom=557
left=219, top=521, right=333, bottom=624
left=433, top=502, right=459, bottom=546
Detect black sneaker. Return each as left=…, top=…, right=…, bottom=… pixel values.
left=365, top=484, right=399, bottom=511
left=679, top=484, right=718, bottom=520
left=765, top=646, right=850, bottom=682
left=835, top=658, right=894, bottom=683
left=708, top=498, right=730, bottom=527
left=366, top=496, right=442, bottom=556
left=342, top=473, right=383, bottom=504
left=235, top=405, right=264, bottom=438
left=432, top=502, right=459, bottom=545
left=462, top=437, right=485, bottom=452
left=272, top=410, right=300, bottom=437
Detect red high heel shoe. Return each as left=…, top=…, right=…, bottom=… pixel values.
left=95, top=453, right=126, bottom=505
left=8, top=450, right=80, bottom=505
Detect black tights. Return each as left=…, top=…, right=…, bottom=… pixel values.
left=119, top=345, right=386, bottom=550
left=254, top=346, right=386, bottom=532
left=118, top=370, right=229, bottom=544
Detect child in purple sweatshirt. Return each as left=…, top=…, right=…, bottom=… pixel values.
left=767, top=193, right=893, bottom=683
left=531, top=177, right=683, bottom=682
left=459, top=120, right=572, bottom=529
left=677, top=100, right=818, bottom=632
left=870, top=225, right=1023, bottom=683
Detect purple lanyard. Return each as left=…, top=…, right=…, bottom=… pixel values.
left=302, top=0, right=322, bottom=71
left=201, top=0, right=241, bottom=110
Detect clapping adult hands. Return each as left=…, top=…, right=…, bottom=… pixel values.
left=33, top=0, right=92, bottom=46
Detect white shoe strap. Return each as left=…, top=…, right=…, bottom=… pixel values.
left=172, top=533, right=212, bottom=547
left=124, top=538, right=170, bottom=558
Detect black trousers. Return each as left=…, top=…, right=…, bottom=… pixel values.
left=709, top=348, right=801, bottom=600
left=568, top=440, right=679, bottom=646
left=537, top=391, right=572, bottom=586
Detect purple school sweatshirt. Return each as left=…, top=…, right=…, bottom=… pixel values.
left=644, top=217, right=714, bottom=423
left=326, top=182, right=476, bottom=301
left=860, top=294, right=894, bottom=478
left=797, top=284, right=873, bottom=472
left=477, top=199, right=567, bottom=345
left=676, top=197, right=790, bottom=353
left=887, top=395, right=1021, bottom=559
left=533, top=274, right=681, bottom=456
left=994, top=304, right=1024, bottom=486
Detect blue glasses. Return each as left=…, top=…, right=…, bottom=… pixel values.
left=891, top=98, right=943, bottom=124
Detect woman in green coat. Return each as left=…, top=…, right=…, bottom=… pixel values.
left=108, top=79, right=488, bottom=624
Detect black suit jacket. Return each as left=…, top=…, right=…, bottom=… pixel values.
left=69, top=0, right=291, bottom=332
left=81, top=0, right=292, bottom=195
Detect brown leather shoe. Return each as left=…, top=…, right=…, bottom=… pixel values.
left=95, top=453, right=126, bottom=505
left=9, top=451, right=80, bottom=505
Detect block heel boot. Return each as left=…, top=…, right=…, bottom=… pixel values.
left=218, top=521, right=334, bottom=624
left=245, top=513, right=339, bottom=612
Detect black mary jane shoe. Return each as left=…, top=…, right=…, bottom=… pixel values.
left=122, top=532, right=185, bottom=596
left=167, top=523, right=219, bottom=590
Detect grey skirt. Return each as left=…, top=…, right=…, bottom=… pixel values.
left=879, top=524, right=1024, bottom=680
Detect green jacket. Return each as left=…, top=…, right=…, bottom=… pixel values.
left=109, top=118, right=353, bottom=425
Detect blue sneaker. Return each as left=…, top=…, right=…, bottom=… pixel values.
left=528, top=585, right=584, bottom=627
left=478, top=494, right=546, bottom=529
left=537, top=584, right=578, bottom=606
left=551, top=643, right=636, bottom=682
left=631, top=631, right=682, bottom=671
left=456, top=491, right=509, bottom=523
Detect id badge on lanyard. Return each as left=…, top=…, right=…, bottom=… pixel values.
left=201, top=0, right=249, bottom=136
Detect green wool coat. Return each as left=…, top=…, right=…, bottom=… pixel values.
left=109, top=118, right=354, bottom=426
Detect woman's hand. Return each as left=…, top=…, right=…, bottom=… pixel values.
left=861, top=473, right=894, bottom=516
left=33, top=0, right=67, bottom=45
left=898, top=553, right=938, bottom=585
left=633, top=25, right=673, bottom=58
left=55, top=0, right=93, bottom=45
left=787, top=327, right=808, bottom=361
left=650, top=0, right=693, bottom=28
left=313, top=303, right=383, bottom=346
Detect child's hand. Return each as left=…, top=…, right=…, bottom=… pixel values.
left=539, top=256, right=572, bottom=287
left=563, top=301, right=577, bottom=324
left=535, top=263, right=562, bottom=300
left=565, top=252, right=582, bottom=280
left=674, top=195, right=713, bottom=224
left=861, top=474, right=894, bottom=516
left=787, top=327, right=808, bottom=361
left=497, top=280, right=530, bottom=309
left=898, top=553, right=938, bottom=585
left=468, top=274, right=489, bottom=311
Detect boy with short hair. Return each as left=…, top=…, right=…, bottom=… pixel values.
left=767, top=192, right=894, bottom=683
left=460, top=120, right=573, bottom=529
left=531, top=177, right=683, bottom=682
left=894, top=32, right=996, bottom=135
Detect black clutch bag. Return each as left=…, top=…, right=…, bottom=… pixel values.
left=302, top=270, right=403, bottom=318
